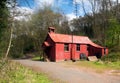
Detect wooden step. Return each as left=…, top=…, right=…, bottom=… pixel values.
left=43, top=55, right=50, bottom=62
left=88, top=56, right=98, bottom=61
left=45, top=58, right=50, bottom=62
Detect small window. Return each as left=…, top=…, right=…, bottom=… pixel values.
left=76, top=44, right=80, bottom=51
left=64, top=44, right=69, bottom=51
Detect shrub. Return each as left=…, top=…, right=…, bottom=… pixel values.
left=0, top=60, right=52, bottom=83
left=101, top=52, right=120, bottom=62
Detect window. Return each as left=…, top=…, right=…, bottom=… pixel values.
left=76, top=44, right=80, bottom=51
left=64, top=44, right=69, bottom=51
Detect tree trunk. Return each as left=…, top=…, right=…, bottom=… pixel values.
left=4, top=23, right=13, bottom=60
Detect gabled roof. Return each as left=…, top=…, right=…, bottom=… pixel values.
left=48, top=33, right=104, bottom=48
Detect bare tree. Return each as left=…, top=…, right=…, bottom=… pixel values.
left=5, top=0, right=32, bottom=59
left=4, top=0, right=16, bottom=59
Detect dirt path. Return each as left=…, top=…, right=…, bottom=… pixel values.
left=15, top=59, right=120, bottom=83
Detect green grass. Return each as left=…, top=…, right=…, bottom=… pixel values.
left=32, top=56, right=43, bottom=61
left=65, top=60, right=120, bottom=73
left=0, top=60, right=52, bottom=83
left=65, top=52, right=120, bottom=73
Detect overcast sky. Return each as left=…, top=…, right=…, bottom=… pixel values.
left=16, top=0, right=120, bottom=20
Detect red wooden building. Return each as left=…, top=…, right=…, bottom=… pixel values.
left=42, top=27, right=108, bottom=62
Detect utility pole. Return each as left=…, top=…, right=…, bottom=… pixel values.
left=74, top=0, right=78, bottom=18
left=70, top=23, right=75, bottom=62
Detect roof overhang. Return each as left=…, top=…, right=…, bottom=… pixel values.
left=42, top=41, right=50, bottom=48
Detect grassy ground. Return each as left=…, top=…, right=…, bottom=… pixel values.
left=0, top=60, right=52, bottom=83
left=31, top=55, right=120, bottom=75
left=32, top=56, right=42, bottom=61
left=32, top=56, right=120, bottom=73
left=64, top=60, right=120, bottom=73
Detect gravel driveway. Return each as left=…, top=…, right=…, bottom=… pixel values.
left=15, top=59, right=120, bottom=83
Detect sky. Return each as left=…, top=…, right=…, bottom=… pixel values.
left=16, top=0, right=120, bottom=21
left=15, top=0, right=82, bottom=20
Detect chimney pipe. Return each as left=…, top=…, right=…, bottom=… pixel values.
left=48, top=27, right=55, bottom=33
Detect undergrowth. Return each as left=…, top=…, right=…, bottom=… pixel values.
left=101, top=52, right=120, bottom=62
left=0, top=59, right=52, bottom=83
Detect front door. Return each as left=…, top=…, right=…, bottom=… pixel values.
left=44, top=47, right=52, bottom=60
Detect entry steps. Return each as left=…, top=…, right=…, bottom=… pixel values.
left=88, top=56, right=98, bottom=61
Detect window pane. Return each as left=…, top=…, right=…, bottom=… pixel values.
left=76, top=44, right=80, bottom=51
left=64, top=44, right=69, bottom=51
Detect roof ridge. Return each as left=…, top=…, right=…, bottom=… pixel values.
left=51, top=33, right=87, bottom=37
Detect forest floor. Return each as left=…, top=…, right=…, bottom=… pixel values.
left=15, top=59, right=120, bottom=83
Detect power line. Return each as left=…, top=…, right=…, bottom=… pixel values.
left=24, top=0, right=33, bottom=9
left=74, top=0, right=78, bottom=18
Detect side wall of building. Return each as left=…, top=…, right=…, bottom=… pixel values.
left=53, top=43, right=107, bottom=61
left=55, top=43, right=71, bottom=61
left=55, top=43, right=89, bottom=61
left=73, top=44, right=88, bottom=60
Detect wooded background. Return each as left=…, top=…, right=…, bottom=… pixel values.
left=0, top=0, right=120, bottom=59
